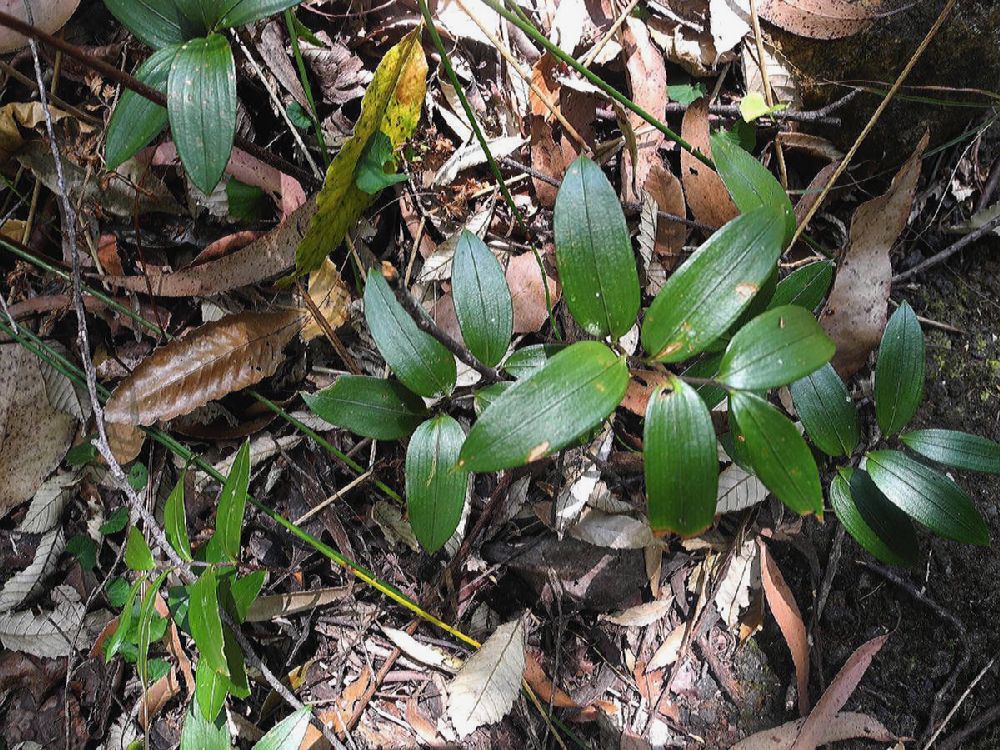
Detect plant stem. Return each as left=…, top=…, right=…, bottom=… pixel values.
left=284, top=8, right=331, bottom=167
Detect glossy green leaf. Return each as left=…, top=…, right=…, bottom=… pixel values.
left=709, top=132, right=796, bottom=244
left=874, top=302, right=924, bottom=436
left=173, top=0, right=220, bottom=30
left=459, top=341, right=628, bottom=472
left=253, top=707, right=313, bottom=750
left=164, top=474, right=193, bottom=562
left=683, top=353, right=726, bottom=410
left=205, top=441, right=250, bottom=563
left=718, top=306, right=834, bottom=390
left=195, top=657, right=229, bottom=723
left=125, top=527, right=155, bottom=571
left=189, top=568, right=229, bottom=677
left=103, top=0, right=188, bottom=49
left=790, top=363, right=859, bottom=456
left=105, top=45, right=179, bottom=170
left=354, top=130, right=408, bottom=194
left=364, top=271, right=456, bottom=397
left=473, top=381, right=512, bottom=416
left=406, top=416, right=470, bottom=554
left=304, top=375, right=428, bottom=441
left=901, top=429, right=1000, bottom=474
left=101, top=506, right=130, bottom=535
left=768, top=261, right=835, bottom=312
left=641, top=207, right=784, bottom=363
left=452, top=230, right=513, bottom=367
left=830, top=468, right=919, bottom=567
left=105, top=577, right=145, bottom=662
left=553, top=155, right=640, bottom=338
left=502, top=344, right=566, bottom=379
left=137, top=569, right=171, bottom=685
left=181, top=700, right=231, bottom=750
left=219, top=0, right=303, bottom=28
left=168, top=34, right=237, bottom=193
left=866, top=450, right=989, bottom=544
left=226, top=570, right=266, bottom=623
left=644, top=377, right=718, bottom=536
left=729, top=392, right=823, bottom=515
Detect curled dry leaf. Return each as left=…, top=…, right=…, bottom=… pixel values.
left=715, top=539, right=759, bottom=629
left=759, top=539, right=810, bottom=716
left=620, top=18, right=667, bottom=204
left=820, top=132, right=927, bottom=377
left=757, top=0, right=882, bottom=40
left=732, top=711, right=894, bottom=749
left=0, top=585, right=86, bottom=657
left=680, top=99, right=739, bottom=229
left=447, top=619, right=525, bottom=738
left=105, top=310, right=303, bottom=427
left=300, top=258, right=351, bottom=342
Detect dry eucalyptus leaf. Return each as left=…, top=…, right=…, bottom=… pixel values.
left=732, top=711, right=894, bottom=749
left=620, top=18, right=667, bottom=204
left=105, top=310, right=303, bottom=427
left=759, top=539, right=810, bottom=716
left=434, top=135, right=524, bottom=186
left=680, top=99, right=739, bottom=228
left=757, top=0, right=882, bottom=40
left=447, top=618, right=525, bottom=738
left=507, top=249, right=561, bottom=334
left=0, top=0, right=80, bottom=53
left=0, top=343, right=80, bottom=520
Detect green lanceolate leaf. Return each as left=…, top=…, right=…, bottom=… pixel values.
left=473, top=381, right=512, bottom=416
left=225, top=570, right=266, bottom=623
left=354, top=130, right=408, bottom=194
left=181, top=699, right=231, bottom=750
left=874, top=302, right=924, bottom=436
left=830, top=468, right=919, bottom=567
left=406, top=416, right=470, bottom=554
left=195, top=656, right=229, bottom=722
left=253, top=707, right=312, bottom=750
left=364, top=272, right=456, bottom=398
left=641, top=207, right=784, bottom=363
left=459, top=341, right=628, bottom=472
left=105, top=577, right=145, bottom=662
left=452, top=230, right=514, bottom=367
left=644, top=377, right=718, bottom=536
left=103, top=0, right=188, bottom=49
left=729, top=392, right=823, bottom=515
left=768, top=260, right=834, bottom=312
left=164, top=474, right=193, bottom=562
left=901, top=429, right=1000, bottom=474
left=709, top=132, right=796, bottom=244
left=502, top=343, right=566, bottom=379
left=206, top=441, right=250, bottom=563
left=553, top=155, right=640, bottom=338
left=137, top=569, right=171, bottom=686
left=304, top=375, right=428, bottom=441
left=219, top=0, right=303, bottom=29
left=718, top=306, right=834, bottom=390
left=189, top=568, right=229, bottom=677
left=168, top=34, right=237, bottom=194
left=866, top=450, right=989, bottom=544
left=790, top=363, right=860, bottom=456
left=125, top=527, right=155, bottom=571
left=105, top=45, right=179, bottom=170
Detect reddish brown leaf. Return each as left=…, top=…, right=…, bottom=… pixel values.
left=620, top=18, right=667, bottom=204
left=530, top=116, right=567, bottom=208
left=758, top=539, right=810, bottom=716
left=621, top=369, right=670, bottom=417
left=643, top=164, right=688, bottom=266
left=507, top=249, right=562, bottom=334
left=105, top=310, right=303, bottom=427
left=820, top=132, right=927, bottom=377
left=680, top=99, right=738, bottom=229
left=794, top=160, right=841, bottom=226
left=758, top=0, right=880, bottom=40
left=790, top=635, right=890, bottom=750
left=733, top=711, right=894, bottom=749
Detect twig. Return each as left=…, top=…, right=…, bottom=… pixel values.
left=937, top=704, right=1000, bottom=750
left=294, top=469, right=373, bottom=525
left=789, top=0, right=959, bottom=249
left=747, top=0, right=787, bottom=188
left=923, top=657, right=996, bottom=750
left=661, top=101, right=841, bottom=127
left=579, top=0, right=641, bottom=69
left=892, top=212, right=1000, bottom=283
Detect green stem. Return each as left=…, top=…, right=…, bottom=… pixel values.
left=479, top=0, right=714, bottom=169
left=284, top=9, right=331, bottom=167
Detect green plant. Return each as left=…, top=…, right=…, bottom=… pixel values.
left=102, top=0, right=303, bottom=192
left=304, top=135, right=996, bottom=563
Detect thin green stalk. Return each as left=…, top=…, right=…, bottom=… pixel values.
left=284, top=9, right=331, bottom=167
left=479, top=0, right=713, bottom=168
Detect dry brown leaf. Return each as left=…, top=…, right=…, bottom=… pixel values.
left=621, top=369, right=670, bottom=417
left=530, top=53, right=561, bottom=120
left=0, top=343, right=79, bottom=520
left=300, top=258, right=351, bottom=342
left=245, top=586, right=350, bottom=622
left=304, top=665, right=372, bottom=744
left=794, top=160, right=841, bottom=226
left=777, top=132, right=844, bottom=161
left=405, top=695, right=442, bottom=745
left=507, top=249, right=561, bottom=334
left=620, top=18, right=668, bottom=204
left=646, top=623, right=685, bottom=671
left=523, top=651, right=605, bottom=721
left=643, top=164, right=688, bottom=265
left=742, top=41, right=801, bottom=109
left=139, top=667, right=181, bottom=730
left=680, top=99, right=739, bottom=229
left=820, top=132, right=927, bottom=377
left=0, top=101, right=73, bottom=163
left=732, top=711, right=894, bottom=749
left=759, top=539, right=810, bottom=716
left=105, top=310, right=303, bottom=427
left=530, top=116, right=566, bottom=208
left=758, top=0, right=882, bottom=40
left=790, top=635, right=890, bottom=750
left=0, top=0, right=80, bottom=53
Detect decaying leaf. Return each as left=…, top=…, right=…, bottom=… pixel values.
left=506, top=249, right=561, bottom=334
left=758, top=0, right=882, bottom=40
left=643, top=164, right=688, bottom=267
left=732, top=711, right=894, bottom=749
left=0, top=0, right=81, bottom=53
left=680, top=99, right=739, bottom=229
left=105, top=310, right=303, bottom=427
left=447, top=619, right=525, bottom=738
left=0, top=527, right=65, bottom=613
left=710, top=0, right=751, bottom=60
left=372, top=500, right=421, bottom=552
left=0, top=585, right=87, bottom=657
left=17, top=470, right=78, bottom=534
left=646, top=623, right=685, bottom=671
left=715, top=539, right=758, bottom=628
left=300, top=258, right=351, bottom=342
left=245, top=587, right=350, bottom=622
left=742, top=42, right=802, bottom=109
left=568, top=508, right=654, bottom=549
left=601, top=597, right=674, bottom=627
left=0, top=101, right=73, bottom=163
left=435, top=135, right=524, bottom=187
left=620, top=18, right=667, bottom=204
left=383, top=627, right=464, bottom=671
left=716, top=463, right=769, bottom=514
left=759, top=539, right=810, bottom=716
left=820, top=133, right=927, bottom=377
left=555, top=429, right=613, bottom=536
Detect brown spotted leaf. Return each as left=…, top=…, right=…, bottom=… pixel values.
left=105, top=310, right=303, bottom=427
left=758, top=0, right=882, bottom=40
left=732, top=711, right=894, bottom=749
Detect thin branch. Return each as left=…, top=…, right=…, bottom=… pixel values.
left=892, top=212, right=1000, bottom=284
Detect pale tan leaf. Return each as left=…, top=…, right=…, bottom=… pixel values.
left=646, top=624, right=685, bottom=671
left=555, top=429, right=613, bottom=536
left=105, top=309, right=303, bottom=427
left=732, top=711, right=894, bottom=749
left=300, top=258, right=351, bottom=342
left=715, top=538, right=758, bottom=628
left=602, top=597, right=674, bottom=627
left=759, top=539, right=810, bottom=716
left=245, top=587, right=350, bottom=622
left=0, top=344, right=79, bottom=520
left=383, top=627, right=464, bottom=671
left=196, top=434, right=303, bottom=492
left=742, top=42, right=802, bottom=109
left=18, top=470, right=78, bottom=533
left=757, top=0, right=882, bottom=40
left=790, top=635, right=890, bottom=750
left=568, top=508, right=654, bottom=549
left=0, top=0, right=80, bottom=53
left=620, top=18, right=667, bottom=204
left=710, top=0, right=751, bottom=58
left=680, top=99, right=739, bottom=229
left=447, top=619, right=525, bottom=738
left=820, top=133, right=927, bottom=377
left=716, top=464, right=769, bottom=514
left=0, top=585, right=86, bottom=657
left=435, top=136, right=524, bottom=186
left=0, top=527, right=64, bottom=613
